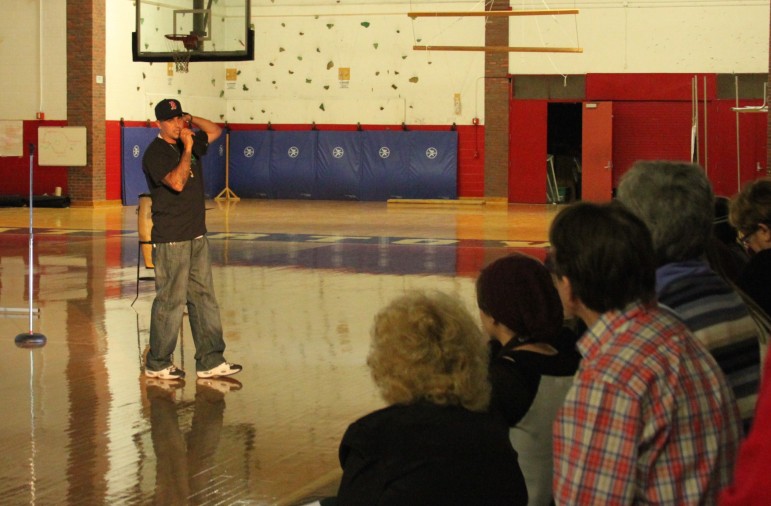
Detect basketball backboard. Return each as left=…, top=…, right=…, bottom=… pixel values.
left=133, top=0, right=253, bottom=63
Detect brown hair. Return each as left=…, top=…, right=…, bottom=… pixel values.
left=729, top=177, right=771, bottom=235
left=549, top=202, right=656, bottom=313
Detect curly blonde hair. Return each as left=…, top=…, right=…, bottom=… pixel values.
left=367, top=290, right=491, bottom=412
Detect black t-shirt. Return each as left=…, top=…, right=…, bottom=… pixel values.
left=142, top=131, right=209, bottom=243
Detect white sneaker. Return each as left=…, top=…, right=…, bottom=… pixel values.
left=196, top=362, right=242, bottom=378
left=145, top=364, right=186, bottom=380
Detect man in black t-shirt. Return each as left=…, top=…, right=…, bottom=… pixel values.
left=142, top=98, right=242, bottom=381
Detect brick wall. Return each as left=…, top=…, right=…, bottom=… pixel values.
left=67, top=0, right=107, bottom=204
left=483, top=0, right=510, bottom=199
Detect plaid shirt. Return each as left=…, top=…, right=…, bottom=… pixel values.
left=553, top=302, right=741, bottom=505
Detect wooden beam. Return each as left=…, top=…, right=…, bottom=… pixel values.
left=413, top=45, right=583, bottom=53
left=408, top=9, right=579, bottom=19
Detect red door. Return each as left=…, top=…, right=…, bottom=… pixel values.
left=582, top=102, right=613, bottom=202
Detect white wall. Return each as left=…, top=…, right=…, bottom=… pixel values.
left=2, top=1, right=769, bottom=123
left=1, top=0, right=66, bottom=121
left=507, top=0, right=769, bottom=74
left=107, top=1, right=484, bottom=125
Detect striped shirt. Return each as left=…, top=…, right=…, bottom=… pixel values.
left=553, top=302, right=741, bottom=506
left=656, top=260, right=761, bottom=423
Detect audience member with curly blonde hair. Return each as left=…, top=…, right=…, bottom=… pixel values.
left=367, top=290, right=492, bottom=411
left=327, top=291, right=527, bottom=506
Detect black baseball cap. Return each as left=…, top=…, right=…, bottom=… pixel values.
left=155, top=99, right=186, bottom=121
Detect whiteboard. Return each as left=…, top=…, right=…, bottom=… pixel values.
left=38, top=126, right=87, bottom=166
left=0, top=121, right=23, bottom=157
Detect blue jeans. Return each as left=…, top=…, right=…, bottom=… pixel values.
left=146, top=236, right=226, bottom=372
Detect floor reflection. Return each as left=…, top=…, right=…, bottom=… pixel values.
left=143, top=376, right=248, bottom=505
left=0, top=202, right=554, bottom=505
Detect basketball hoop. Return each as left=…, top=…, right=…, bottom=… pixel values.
left=165, top=34, right=200, bottom=73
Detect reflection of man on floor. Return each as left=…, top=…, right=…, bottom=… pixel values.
left=145, top=378, right=242, bottom=504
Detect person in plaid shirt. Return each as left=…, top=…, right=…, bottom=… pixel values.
left=548, top=202, right=741, bottom=505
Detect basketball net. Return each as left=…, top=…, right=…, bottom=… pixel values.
left=165, top=35, right=197, bottom=73
left=172, top=49, right=191, bottom=73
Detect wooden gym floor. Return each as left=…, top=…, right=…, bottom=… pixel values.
left=0, top=199, right=558, bottom=505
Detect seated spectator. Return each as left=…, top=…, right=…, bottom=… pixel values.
left=708, top=196, right=749, bottom=284
left=729, top=177, right=771, bottom=317
left=617, top=160, right=761, bottom=426
left=331, top=291, right=528, bottom=506
left=476, top=252, right=581, bottom=506
left=549, top=202, right=741, bottom=505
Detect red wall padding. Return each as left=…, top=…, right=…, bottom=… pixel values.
left=457, top=124, right=485, bottom=197
left=509, top=100, right=547, bottom=203
left=611, top=101, right=693, bottom=186
left=509, top=74, right=766, bottom=200
left=708, top=100, right=767, bottom=197
left=0, top=121, right=69, bottom=196
left=106, top=121, right=123, bottom=201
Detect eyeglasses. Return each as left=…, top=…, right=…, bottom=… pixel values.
left=737, top=228, right=759, bottom=248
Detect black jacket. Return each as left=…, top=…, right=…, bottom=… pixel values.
left=335, top=402, right=528, bottom=506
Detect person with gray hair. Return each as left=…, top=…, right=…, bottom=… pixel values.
left=617, top=160, right=761, bottom=427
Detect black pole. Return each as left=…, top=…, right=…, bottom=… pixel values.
left=15, top=144, right=47, bottom=349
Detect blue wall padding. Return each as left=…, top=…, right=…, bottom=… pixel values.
left=270, top=131, right=317, bottom=199
left=122, top=128, right=457, bottom=202
left=229, top=131, right=272, bottom=198
left=405, top=131, right=458, bottom=199
left=360, top=131, right=411, bottom=200
left=121, top=126, right=226, bottom=204
left=202, top=135, right=226, bottom=200
left=121, top=127, right=157, bottom=205
left=315, top=131, right=362, bottom=200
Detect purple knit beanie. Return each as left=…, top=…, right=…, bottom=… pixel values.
left=476, top=252, right=564, bottom=343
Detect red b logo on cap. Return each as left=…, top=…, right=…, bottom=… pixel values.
left=169, top=101, right=178, bottom=111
